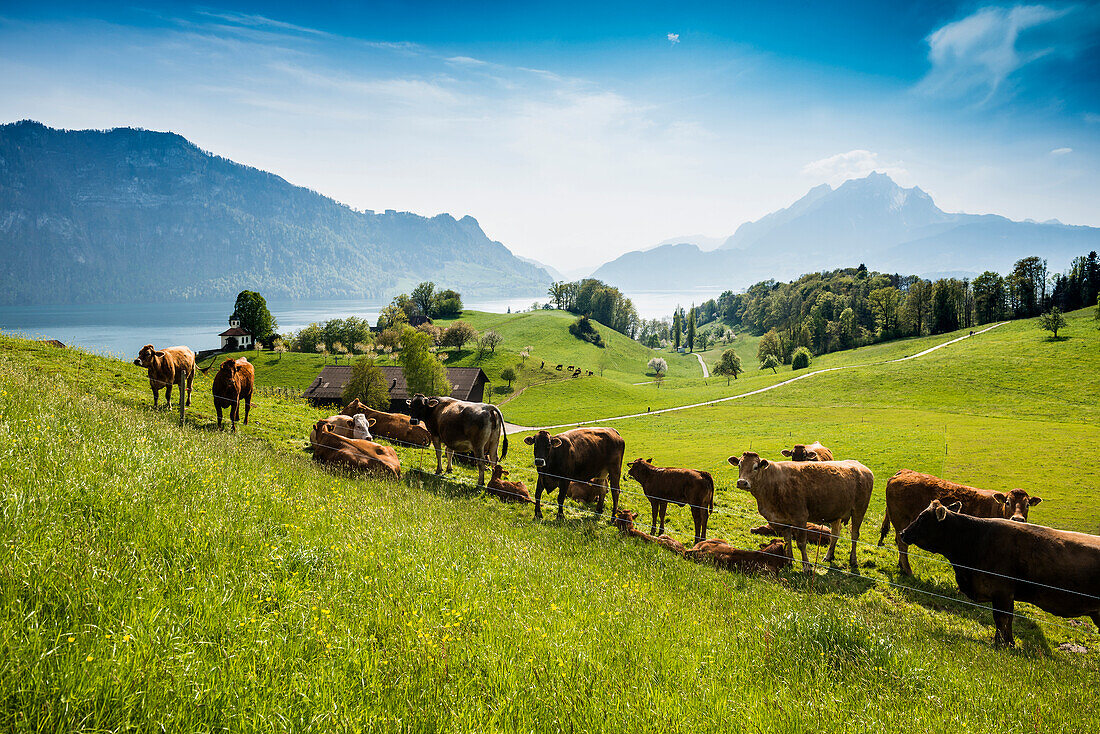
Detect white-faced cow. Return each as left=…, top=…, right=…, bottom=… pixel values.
left=311, top=421, right=401, bottom=480
left=340, top=399, right=431, bottom=448
left=901, top=500, right=1100, bottom=647
left=133, top=344, right=195, bottom=409
left=780, top=441, right=833, bottom=462
left=406, top=394, right=507, bottom=486
left=728, top=452, right=873, bottom=572
left=625, top=458, right=713, bottom=545
left=524, top=428, right=625, bottom=521
left=879, top=469, right=1044, bottom=576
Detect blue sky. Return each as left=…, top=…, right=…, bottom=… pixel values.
left=1, top=1, right=1098, bottom=271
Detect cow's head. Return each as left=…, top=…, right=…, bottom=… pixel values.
left=626, top=458, right=655, bottom=483
left=406, top=393, right=438, bottom=426
left=900, top=499, right=963, bottom=549
left=523, top=430, right=561, bottom=468
left=352, top=414, right=376, bottom=441
left=491, top=463, right=508, bottom=481
left=781, top=444, right=819, bottom=461
left=313, top=420, right=334, bottom=438
left=217, top=357, right=239, bottom=375
left=342, top=398, right=369, bottom=417
left=993, top=488, right=1042, bottom=522
left=134, top=344, right=160, bottom=368
left=728, top=452, right=769, bottom=492
left=612, top=508, right=638, bottom=531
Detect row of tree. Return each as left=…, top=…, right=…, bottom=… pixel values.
left=547, top=279, right=640, bottom=337
left=377, top=282, right=463, bottom=329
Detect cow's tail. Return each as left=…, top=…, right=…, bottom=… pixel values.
left=878, top=508, right=891, bottom=546
left=705, top=472, right=715, bottom=513
left=491, top=405, right=508, bottom=462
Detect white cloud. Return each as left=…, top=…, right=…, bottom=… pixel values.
left=1050, top=146, right=1073, bottom=155
left=801, top=150, right=909, bottom=187
left=667, top=33, right=680, bottom=45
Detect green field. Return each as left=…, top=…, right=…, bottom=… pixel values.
left=1, top=306, right=1098, bottom=731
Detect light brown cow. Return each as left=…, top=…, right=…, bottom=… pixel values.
left=311, top=422, right=401, bottom=479
left=133, top=344, right=195, bottom=409
left=486, top=464, right=532, bottom=503
left=612, top=508, right=686, bottom=555
left=780, top=441, right=833, bottom=462
left=728, top=452, right=874, bottom=572
left=212, top=357, right=254, bottom=431
left=626, top=458, right=713, bottom=545
left=880, top=469, right=1043, bottom=576
left=340, top=399, right=431, bottom=448
left=684, top=537, right=790, bottom=574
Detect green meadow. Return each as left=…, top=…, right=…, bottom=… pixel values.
left=1, top=306, right=1098, bottom=731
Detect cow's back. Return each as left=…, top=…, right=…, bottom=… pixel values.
left=887, top=470, right=1001, bottom=528
left=761, top=460, right=872, bottom=523
left=553, top=427, right=624, bottom=475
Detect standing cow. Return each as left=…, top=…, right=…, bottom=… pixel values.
left=780, top=441, right=833, bottom=462
left=406, top=394, right=507, bottom=486
left=212, top=357, right=254, bottom=431
left=626, top=457, right=714, bottom=545
left=879, top=469, right=1043, bottom=576
left=524, top=427, right=625, bottom=521
left=133, top=344, right=195, bottom=409
left=901, top=500, right=1100, bottom=647
left=728, top=452, right=873, bottom=572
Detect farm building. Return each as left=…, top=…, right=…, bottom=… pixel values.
left=302, top=364, right=490, bottom=413
left=218, top=314, right=253, bottom=350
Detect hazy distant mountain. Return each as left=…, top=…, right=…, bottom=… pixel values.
left=653, top=234, right=727, bottom=252
left=0, top=120, right=551, bottom=306
left=592, top=172, right=1100, bottom=292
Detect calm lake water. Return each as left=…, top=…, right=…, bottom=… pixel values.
left=0, top=288, right=727, bottom=358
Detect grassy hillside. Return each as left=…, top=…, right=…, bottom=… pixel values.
left=2, top=334, right=1099, bottom=731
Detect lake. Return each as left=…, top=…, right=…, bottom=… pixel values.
left=0, top=288, right=729, bottom=358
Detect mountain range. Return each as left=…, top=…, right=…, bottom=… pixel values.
left=592, top=172, right=1100, bottom=291
left=0, top=121, right=552, bottom=306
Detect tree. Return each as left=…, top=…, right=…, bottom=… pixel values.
left=713, top=350, right=743, bottom=385
left=687, top=307, right=696, bottom=352
left=377, top=303, right=409, bottom=330
left=972, top=271, right=1006, bottom=324
left=792, top=346, right=813, bottom=370
left=761, top=354, right=780, bottom=373
left=342, top=357, right=391, bottom=410
left=432, top=289, right=463, bottom=318
left=233, top=290, right=277, bottom=342
left=868, top=286, right=902, bottom=336
left=273, top=339, right=287, bottom=362
left=696, top=330, right=710, bottom=352
left=757, top=329, right=783, bottom=364
left=442, top=321, right=477, bottom=350
left=1038, top=307, right=1067, bottom=338
left=930, top=279, right=960, bottom=334
left=647, top=357, right=667, bottom=376
left=411, top=281, right=436, bottom=317
left=481, top=330, right=503, bottom=354
left=905, top=278, right=932, bottom=336
left=400, top=327, right=452, bottom=397
left=672, top=308, right=682, bottom=350
left=500, top=367, right=516, bottom=390
left=837, top=308, right=857, bottom=350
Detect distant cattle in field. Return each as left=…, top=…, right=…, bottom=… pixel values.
left=729, top=452, right=873, bottom=572
left=486, top=464, right=532, bottom=503
left=311, top=421, right=400, bottom=479
left=212, top=357, right=254, bottom=430
left=567, top=365, right=574, bottom=370
left=525, top=427, right=625, bottom=520
left=613, top=508, right=685, bottom=555
left=556, top=364, right=563, bottom=371
left=901, top=500, right=1100, bottom=647
left=586, top=370, right=593, bottom=376
left=340, top=399, right=431, bottom=448
left=571, top=371, right=580, bottom=379
left=133, top=344, right=195, bottom=409
left=781, top=441, right=833, bottom=462
left=685, top=538, right=790, bottom=575
left=880, top=469, right=1043, bottom=576
left=751, top=522, right=833, bottom=547
left=626, top=458, right=713, bottom=545
left=406, top=394, right=507, bottom=486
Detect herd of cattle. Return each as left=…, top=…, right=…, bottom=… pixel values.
left=134, top=344, right=1100, bottom=648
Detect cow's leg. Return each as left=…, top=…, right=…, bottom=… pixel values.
left=186, top=370, right=193, bottom=406
left=782, top=528, right=793, bottom=560
left=215, top=404, right=223, bottom=428
left=534, top=476, right=545, bottom=520
left=896, top=532, right=914, bottom=576
left=557, top=484, right=566, bottom=517
left=658, top=503, right=668, bottom=536
left=991, top=595, right=1015, bottom=648
left=690, top=505, right=704, bottom=545
left=609, top=464, right=622, bottom=518
left=849, top=510, right=866, bottom=570
left=699, top=505, right=709, bottom=543
left=649, top=498, right=660, bottom=537
left=796, top=530, right=811, bottom=574
left=164, top=383, right=172, bottom=409
left=243, top=394, right=250, bottom=425
left=433, top=439, right=444, bottom=475
left=475, top=448, right=486, bottom=487
left=822, top=522, right=841, bottom=563
left=151, top=384, right=159, bottom=409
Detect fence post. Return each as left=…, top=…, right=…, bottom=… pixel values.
left=179, top=369, right=186, bottom=427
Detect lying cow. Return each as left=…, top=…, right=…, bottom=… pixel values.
left=406, top=394, right=508, bottom=486
left=486, top=464, right=532, bottom=503
left=133, top=344, right=195, bottom=409
left=780, top=441, right=833, bottom=462
left=626, top=457, right=713, bottom=545
left=212, top=357, right=254, bottom=431
left=750, top=522, right=833, bottom=547
left=685, top=538, right=790, bottom=575
left=524, top=427, right=624, bottom=520
left=879, top=469, right=1043, bottom=576
left=565, top=478, right=607, bottom=505
left=311, top=421, right=400, bottom=479
left=729, top=452, right=873, bottom=572
left=612, top=509, right=685, bottom=555
left=340, top=399, right=431, bottom=447
left=901, top=500, right=1100, bottom=647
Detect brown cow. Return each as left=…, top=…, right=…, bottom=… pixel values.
left=626, top=458, right=713, bottom=545
left=212, top=357, right=254, bottom=430
left=750, top=522, right=833, bottom=547
left=565, top=478, right=607, bottom=505
left=406, top=394, right=508, bottom=486
left=780, top=441, right=833, bottom=462
left=612, top=509, right=686, bottom=555
left=901, top=500, right=1100, bottom=647
left=486, top=464, right=532, bottom=503
left=879, top=469, right=1043, bottom=576
left=685, top=538, right=790, bottom=574
left=524, top=427, right=625, bottom=520
left=311, top=422, right=401, bottom=479
left=728, top=452, right=873, bottom=572
left=340, top=399, right=431, bottom=448
left=133, top=344, right=195, bottom=409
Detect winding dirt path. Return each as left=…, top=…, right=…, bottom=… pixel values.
left=503, top=322, right=1007, bottom=434
left=693, top=352, right=709, bottom=378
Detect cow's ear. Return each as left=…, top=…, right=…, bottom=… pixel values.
left=781, top=449, right=792, bottom=457
left=367, top=418, right=377, bottom=427
left=405, top=399, right=412, bottom=406
left=947, top=502, right=962, bottom=513
left=427, top=399, right=439, bottom=407
left=935, top=504, right=948, bottom=521
left=550, top=437, right=563, bottom=447
left=1028, top=496, right=1043, bottom=506
left=646, top=457, right=653, bottom=463
left=727, top=456, right=739, bottom=466
left=806, top=451, right=818, bottom=460
left=756, top=459, right=769, bottom=471
left=154, top=350, right=165, bottom=358
left=992, top=492, right=1007, bottom=504
left=523, top=436, right=535, bottom=445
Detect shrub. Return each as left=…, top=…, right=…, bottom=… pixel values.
left=713, top=349, right=743, bottom=384
left=792, top=347, right=813, bottom=370
left=1038, top=307, right=1067, bottom=338
left=761, top=354, right=780, bottom=373
left=500, top=367, right=516, bottom=389
left=647, top=357, right=667, bottom=375
left=342, top=357, right=391, bottom=410
left=569, top=316, right=605, bottom=348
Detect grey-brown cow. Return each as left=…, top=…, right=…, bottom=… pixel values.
left=133, top=344, right=195, bottom=409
